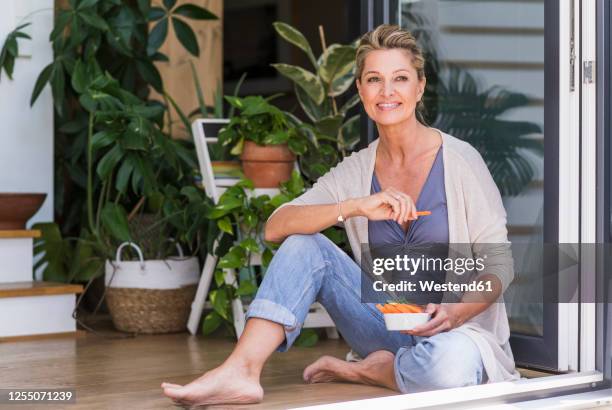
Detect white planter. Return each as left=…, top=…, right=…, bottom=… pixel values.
left=105, top=242, right=199, bottom=290
left=104, top=242, right=200, bottom=334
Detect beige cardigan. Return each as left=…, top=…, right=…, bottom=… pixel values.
left=274, top=129, right=521, bottom=383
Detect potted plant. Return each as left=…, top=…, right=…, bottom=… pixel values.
left=33, top=69, right=213, bottom=334
left=217, top=96, right=308, bottom=188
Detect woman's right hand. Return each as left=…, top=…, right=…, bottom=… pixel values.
left=353, top=188, right=418, bottom=223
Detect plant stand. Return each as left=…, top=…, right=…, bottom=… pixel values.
left=187, top=119, right=338, bottom=339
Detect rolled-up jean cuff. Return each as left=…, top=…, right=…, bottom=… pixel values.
left=393, top=346, right=411, bottom=393
left=245, top=298, right=301, bottom=352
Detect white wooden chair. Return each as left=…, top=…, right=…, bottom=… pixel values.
left=187, top=119, right=338, bottom=339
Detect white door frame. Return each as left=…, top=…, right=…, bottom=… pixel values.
left=557, top=0, right=581, bottom=373
left=579, top=0, right=598, bottom=373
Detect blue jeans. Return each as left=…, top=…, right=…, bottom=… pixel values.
left=245, top=233, right=485, bottom=393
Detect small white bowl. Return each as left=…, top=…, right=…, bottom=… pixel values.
left=383, top=313, right=431, bottom=331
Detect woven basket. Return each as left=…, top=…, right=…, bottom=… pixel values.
left=106, top=285, right=197, bottom=334
left=105, top=242, right=200, bottom=334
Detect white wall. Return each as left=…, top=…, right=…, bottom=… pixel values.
left=0, top=0, right=54, bottom=226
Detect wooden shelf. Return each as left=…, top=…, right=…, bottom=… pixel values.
left=0, top=230, right=41, bottom=239
left=0, top=281, right=83, bottom=298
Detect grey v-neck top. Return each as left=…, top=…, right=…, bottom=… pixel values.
left=368, top=147, right=449, bottom=246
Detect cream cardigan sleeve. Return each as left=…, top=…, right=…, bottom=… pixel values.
left=458, top=145, right=515, bottom=293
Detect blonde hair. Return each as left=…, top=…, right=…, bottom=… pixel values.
left=356, top=24, right=427, bottom=124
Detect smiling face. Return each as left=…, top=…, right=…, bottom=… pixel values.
left=356, top=48, right=425, bottom=127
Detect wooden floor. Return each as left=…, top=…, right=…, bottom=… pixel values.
left=0, top=330, right=396, bottom=410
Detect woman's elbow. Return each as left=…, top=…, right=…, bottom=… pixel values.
left=264, top=219, right=283, bottom=243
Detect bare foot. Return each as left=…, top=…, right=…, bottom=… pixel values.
left=161, top=362, right=264, bottom=407
left=303, top=350, right=398, bottom=390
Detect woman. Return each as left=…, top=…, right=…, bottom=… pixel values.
left=162, top=24, right=519, bottom=407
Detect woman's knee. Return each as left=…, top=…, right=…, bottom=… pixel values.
left=269, top=234, right=328, bottom=271
left=395, top=331, right=484, bottom=392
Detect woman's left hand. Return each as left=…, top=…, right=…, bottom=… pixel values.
left=401, top=303, right=461, bottom=337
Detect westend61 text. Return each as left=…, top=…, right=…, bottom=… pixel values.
left=372, top=280, right=493, bottom=293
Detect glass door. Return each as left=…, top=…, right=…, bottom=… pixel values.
left=380, top=0, right=565, bottom=370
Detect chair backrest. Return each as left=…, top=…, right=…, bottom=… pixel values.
left=191, top=118, right=230, bottom=204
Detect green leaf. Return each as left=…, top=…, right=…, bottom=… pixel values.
left=295, top=84, right=329, bottom=122
left=207, top=195, right=243, bottom=218
left=282, top=170, right=304, bottom=196
left=209, top=288, right=230, bottom=320
left=101, top=203, right=131, bottom=242
left=330, top=69, right=355, bottom=97
left=217, top=217, right=233, bottom=235
left=51, top=62, right=66, bottom=116
left=91, top=131, right=117, bottom=150
left=77, top=0, right=99, bottom=10
left=136, top=60, right=163, bottom=92
left=294, top=329, right=318, bottom=347
left=340, top=114, right=361, bottom=151
left=201, top=311, right=223, bottom=335
left=214, top=269, right=225, bottom=287
left=173, top=4, right=217, bottom=20
left=115, top=159, right=134, bottom=193
left=316, top=115, right=344, bottom=137
left=96, top=144, right=124, bottom=179
left=189, top=60, right=207, bottom=117
left=71, top=60, right=88, bottom=93
left=230, top=137, right=244, bottom=156
left=272, top=22, right=317, bottom=68
left=236, top=279, right=257, bottom=297
left=262, top=248, right=273, bottom=267
left=172, top=17, right=199, bottom=57
left=271, top=64, right=325, bottom=104
left=50, top=11, right=72, bottom=41
left=148, top=6, right=166, bottom=21
left=148, top=18, right=168, bottom=55
left=240, top=238, right=259, bottom=253
left=269, top=193, right=291, bottom=208
left=218, top=246, right=246, bottom=269
left=30, top=63, right=53, bottom=106
left=263, top=131, right=289, bottom=145
left=163, top=0, right=177, bottom=10
left=339, top=93, right=361, bottom=115
left=288, top=138, right=307, bottom=155
left=319, top=44, right=355, bottom=85
left=80, top=12, right=109, bottom=31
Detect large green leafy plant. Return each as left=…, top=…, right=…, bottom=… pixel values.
left=34, top=71, right=210, bottom=281
left=30, top=0, right=216, bottom=236
left=272, top=22, right=360, bottom=179
left=30, top=0, right=218, bottom=283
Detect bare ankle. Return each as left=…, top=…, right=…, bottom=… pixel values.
left=223, top=356, right=262, bottom=380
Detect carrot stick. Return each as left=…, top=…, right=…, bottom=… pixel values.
left=416, top=211, right=431, bottom=216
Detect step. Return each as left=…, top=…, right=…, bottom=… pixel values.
left=0, top=281, right=83, bottom=339
left=0, top=230, right=40, bottom=282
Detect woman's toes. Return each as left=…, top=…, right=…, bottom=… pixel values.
left=161, top=382, right=183, bottom=389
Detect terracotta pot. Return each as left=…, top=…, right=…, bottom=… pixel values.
left=240, top=141, right=296, bottom=188
left=0, top=193, right=47, bottom=230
